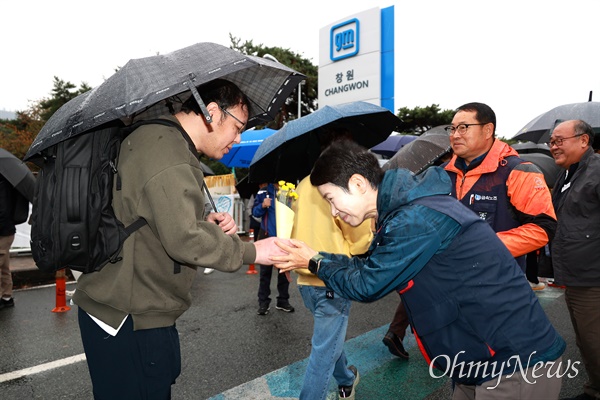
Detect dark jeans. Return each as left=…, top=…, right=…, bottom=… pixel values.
left=389, top=294, right=410, bottom=340
left=78, top=307, right=181, bottom=400
left=257, top=229, right=290, bottom=306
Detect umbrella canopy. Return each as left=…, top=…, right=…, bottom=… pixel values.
left=383, top=128, right=451, bottom=175
left=248, top=101, right=401, bottom=183
left=513, top=101, right=600, bottom=143
left=511, top=142, right=551, bottom=156
left=220, top=128, right=276, bottom=168
left=25, top=42, right=305, bottom=160
left=517, top=152, right=561, bottom=189
left=370, top=135, right=417, bottom=158
left=0, top=148, right=35, bottom=201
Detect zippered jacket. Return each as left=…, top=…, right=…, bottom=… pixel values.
left=551, top=147, right=600, bottom=286
left=315, top=167, right=565, bottom=384
left=75, top=116, right=256, bottom=331
left=444, top=140, right=556, bottom=267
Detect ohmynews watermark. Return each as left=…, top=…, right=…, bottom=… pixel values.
left=429, top=351, right=581, bottom=389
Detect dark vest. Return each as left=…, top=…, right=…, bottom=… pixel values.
left=446, top=156, right=525, bottom=270
left=395, top=195, right=559, bottom=385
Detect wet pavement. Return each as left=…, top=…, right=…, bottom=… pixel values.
left=0, top=252, right=589, bottom=400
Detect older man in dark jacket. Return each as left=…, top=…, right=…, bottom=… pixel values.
left=550, top=119, right=600, bottom=400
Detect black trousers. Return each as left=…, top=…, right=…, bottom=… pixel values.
left=257, top=229, right=290, bottom=306
left=78, top=307, right=181, bottom=400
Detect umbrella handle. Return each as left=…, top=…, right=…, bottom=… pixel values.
left=186, top=75, right=212, bottom=124
left=202, top=181, right=218, bottom=213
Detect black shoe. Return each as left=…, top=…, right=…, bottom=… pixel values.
left=276, top=303, right=295, bottom=313
left=338, top=365, right=360, bottom=399
left=382, top=331, right=409, bottom=359
left=257, top=304, right=270, bottom=315
left=561, top=394, right=595, bottom=400
left=0, top=297, right=14, bottom=309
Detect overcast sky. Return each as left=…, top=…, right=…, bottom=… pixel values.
left=1, top=0, right=598, bottom=139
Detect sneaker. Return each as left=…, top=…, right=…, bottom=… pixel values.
left=257, top=304, right=270, bottom=315
left=529, top=281, right=546, bottom=291
left=382, top=331, right=409, bottom=359
left=338, top=365, right=360, bottom=399
left=276, top=303, right=295, bottom=313
left=0, top=297, right=14, bottom=309
left=203, top=268, right=215, bottom=275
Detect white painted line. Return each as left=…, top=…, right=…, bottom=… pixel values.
left=0, top=353, right=86, bottom=383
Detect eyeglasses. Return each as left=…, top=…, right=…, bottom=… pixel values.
left=549, top=134, right=582, bottom=148
left=444, top=123, right=488, bottom=135
left=219, top=105, right=246, bottom=134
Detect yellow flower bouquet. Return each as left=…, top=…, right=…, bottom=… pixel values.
left=275, top=180, right=298, bottom=240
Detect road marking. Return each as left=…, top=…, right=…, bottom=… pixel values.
left=0, top=353, right=86, bottom=383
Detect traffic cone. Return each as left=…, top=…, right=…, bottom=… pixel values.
left=246, top=229, right=258, bottom=274
left=52, top=269, right=71, bottom=313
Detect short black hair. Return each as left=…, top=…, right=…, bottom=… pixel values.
left=456, top=102, right=496, bottom=136
left=310, top=140, right=383, bottom=190
left=180, top=79, right=249, bottom=121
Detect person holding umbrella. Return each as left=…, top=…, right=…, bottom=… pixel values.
left=73, top=78, right=287, bottom=399
left=273, top=140, right=566, bottom=399
left=0, top=149, right=33, bottom=309
left=549, top=120, right=600, bottom=400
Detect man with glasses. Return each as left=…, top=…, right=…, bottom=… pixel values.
left=549, top=120, right=600, bottom=400
left=383, top=102, right=557, bottom=360
left=444, top=102, right=556, bottom=273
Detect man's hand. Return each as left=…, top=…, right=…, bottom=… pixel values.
left=206, top=212, right=237, bottom=235
left=271, top=239, right=318, bottom=273
left=262, top=196, right=272, bottom=208
left=253, top=237, right=291, bottom=265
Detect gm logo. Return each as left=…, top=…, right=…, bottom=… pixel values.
left=330, top=18, right=360, bottom=61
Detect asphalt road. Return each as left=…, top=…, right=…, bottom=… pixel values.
left=0, top=264, right=589, bottom=400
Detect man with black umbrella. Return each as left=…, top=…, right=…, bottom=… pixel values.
left=73, top=79, right=286, bottom=399
left=0, top=172, right=18, bottom=309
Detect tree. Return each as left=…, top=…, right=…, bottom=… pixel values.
left=396, top=104, right=455, bottom=135
left=38, top=77, right=91, bottom=122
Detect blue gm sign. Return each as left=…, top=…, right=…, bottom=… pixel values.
left=330, top=18, right=359, bottom=61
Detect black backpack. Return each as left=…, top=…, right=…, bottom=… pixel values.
left=29, top=118, right=195, bottom=274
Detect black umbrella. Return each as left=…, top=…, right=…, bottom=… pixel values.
left=511, top=142, right=551, bottom=156
left=0, top=148, right=35, bottom=202
left=370, top=135, right=417, bottom=158
left=383, top=127, right=451, bottom=174
left=25, top=42, right=305, bottom=160
left=517, top=152, right=561, bottom=189
left=513, top=101, right=600, bottom=143
left=248, top=101, right=401, bottom=183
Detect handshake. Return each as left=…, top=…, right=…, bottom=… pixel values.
left=253, top=237, right=318, bottom=273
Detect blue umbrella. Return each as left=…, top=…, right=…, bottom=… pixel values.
left=249, top=101, right=401, bottom=183
left=220, top=128, right=276, bottom=168
left=370, top=134, right=417, bottom=158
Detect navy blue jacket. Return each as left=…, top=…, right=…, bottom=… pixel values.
left=252, top=184, right=276, bottom=237
left=316, top=167, right=565, bottom=384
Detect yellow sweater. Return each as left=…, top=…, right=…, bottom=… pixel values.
left=291, top=176, right=373, bottom=286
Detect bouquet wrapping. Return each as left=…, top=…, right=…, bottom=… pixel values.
left=275, top=181, right=298, bottom=281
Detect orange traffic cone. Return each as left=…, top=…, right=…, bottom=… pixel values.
left=246, top=229, right=258, bottom=274
left=52, top=269, right=71, bottom=313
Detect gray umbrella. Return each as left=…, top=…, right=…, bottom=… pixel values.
left=513, top=101, right=600, bottom=143
left=0, top=148, right=35, bottom=201
left=517, top=152, right=561, bottom=189
left=511, top=142, right=551, bottom=156
left=25, top=42, right=305, bottom=160
left=383, top=127, right=451, bottom=174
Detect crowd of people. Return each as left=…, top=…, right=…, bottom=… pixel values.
left=2, top=84, right=598, bottom=400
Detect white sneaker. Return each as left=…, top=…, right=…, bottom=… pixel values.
left=204, top=268, right=215, bottom=275
left=529, top=281, right=546, bottom=291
